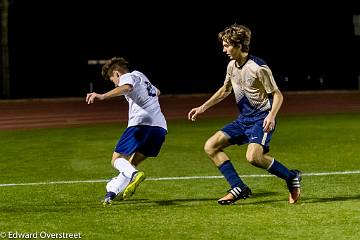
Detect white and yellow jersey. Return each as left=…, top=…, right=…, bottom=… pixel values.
left=118, top=71, right=167, bottom=130
left=224, top=55, right=278, bottom=119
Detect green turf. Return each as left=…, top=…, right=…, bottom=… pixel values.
left=1, top=113, right=360, bottom=239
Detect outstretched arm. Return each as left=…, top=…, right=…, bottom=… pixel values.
left=86, top=84, right=133, bottom=104
left=188, top=84, right=232, bottom=121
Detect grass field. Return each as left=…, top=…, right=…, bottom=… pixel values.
left=1, top=113, right=360, bottom=239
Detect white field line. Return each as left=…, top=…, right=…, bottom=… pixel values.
left=1, top=170, right=360, bottom=187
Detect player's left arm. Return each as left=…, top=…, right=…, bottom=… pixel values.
left=263, top=89, right=283, bottom=132
left=257, top=66, right=283, bottom=132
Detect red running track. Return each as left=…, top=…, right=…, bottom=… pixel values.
left=0, top=91, right=359, bottom=130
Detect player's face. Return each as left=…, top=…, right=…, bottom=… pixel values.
left=110, top=71, right=121, bottom=86
left=222, top=41, right=241, bottom=60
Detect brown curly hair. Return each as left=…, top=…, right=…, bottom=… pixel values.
left=101, top=57, right=129, bottom=80
left=218, top=24, right=251, bottom=52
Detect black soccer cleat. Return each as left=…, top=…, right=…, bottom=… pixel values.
left=287, top=170, right=302, bottom=204
left=217, top=186, right=252, bottom=205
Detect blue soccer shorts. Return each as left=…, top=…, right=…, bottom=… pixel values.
left=115, top=125, right=167, bottom=157
left=220, top=117, right=274, bottom=153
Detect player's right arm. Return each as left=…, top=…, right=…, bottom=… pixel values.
left=86, top=84, right=133, bottom=104
left=187, top=83, right=232, bottom=121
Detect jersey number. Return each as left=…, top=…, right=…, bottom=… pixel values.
left=145, top=81, right=156, bottom=97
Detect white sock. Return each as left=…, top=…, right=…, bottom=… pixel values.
left=106, top=172, right=131, bottom=195
left=113, top=158, right=137, bottom=178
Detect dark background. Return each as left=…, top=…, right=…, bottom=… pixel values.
left=3, top=1, right=360, bottom=98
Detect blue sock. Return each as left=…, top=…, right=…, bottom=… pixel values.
left=218, top=160, right=246, bottom=189
left=267, top=159, right=295, bottom=181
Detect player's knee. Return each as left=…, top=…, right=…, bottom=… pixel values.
left=246, top=151, right=261, bottom=165
left=111, top=153, right=123, bottom=167
left=204, top=140, right=217, bottom=157
left=111, top=158, right=116, bottom=167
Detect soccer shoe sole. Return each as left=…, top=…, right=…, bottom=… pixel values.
left=289, top=188, right=301, bottom=204
left=217, top=192, right=237, bottom=205
left=122, top=172, right=146, bottom=200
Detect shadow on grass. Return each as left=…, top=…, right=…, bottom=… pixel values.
left=114, top=197, right=217, bottom=206
left=114, top=191, right=360, bottom=206
left=301, top=194, right=360, bottom=204
left=115, top=191, right=279, bottom=206
left=3, top=193, right=358, bottom=213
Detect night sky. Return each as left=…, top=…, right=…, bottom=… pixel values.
left=6, top=1, right=360, bottom=98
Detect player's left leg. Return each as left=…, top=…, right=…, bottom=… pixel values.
left=102, top=153, right=137, bottom=205
left=103, top=172, right=131, bottom=205
left=246, top=144, right=296, bottom=180
left=246, top=143, right=302, bottom=203
left=111, top=152, right=137, bottom=178
left=246, top=119, right=302, bottom=203
left=265, top=154, right=301, bottom=204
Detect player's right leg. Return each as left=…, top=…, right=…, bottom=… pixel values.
left=122, top=171, right=146, bottom=200
left=204, top=130, right=251, bottom=205
left=122, top=152, right=147, bottom=200
left=217, top=186, right=252, bottom=205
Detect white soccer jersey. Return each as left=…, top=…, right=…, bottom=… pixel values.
left=118, top=71, right=167, bottom=130
left=224, top=55, right=278, bottom=118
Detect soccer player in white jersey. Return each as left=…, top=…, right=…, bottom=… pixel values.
left=188, top=24, right=301, bottom=205
left=86, top=57, right=167, bottom=205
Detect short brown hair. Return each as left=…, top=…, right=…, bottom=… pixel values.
left=101, top=57, right=129, bottom=80
left=218, top=24, right=251, bottom=52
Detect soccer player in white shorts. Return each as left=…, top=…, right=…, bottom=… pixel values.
left=86, top=57, right=167, bottom=205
